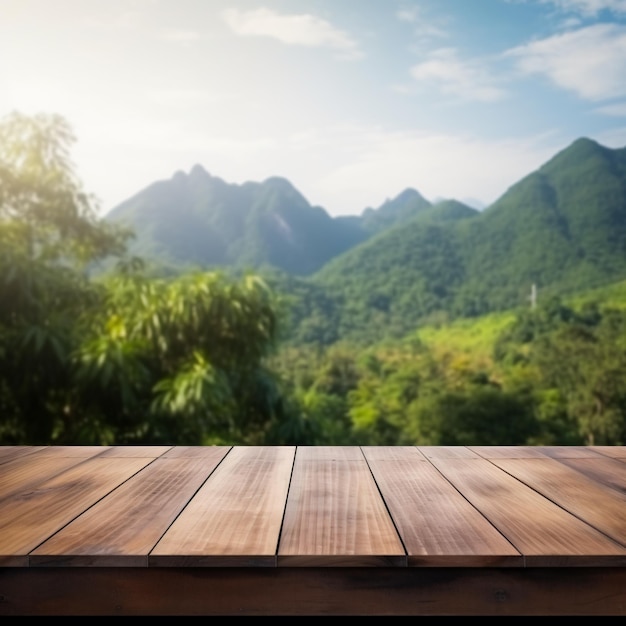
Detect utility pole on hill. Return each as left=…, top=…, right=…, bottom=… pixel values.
left=530, top=283, right=537, bottom=310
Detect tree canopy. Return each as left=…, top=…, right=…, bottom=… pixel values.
left=0, top=112, right=283, bottom=445
left=2, top=112, right=625, bottom=447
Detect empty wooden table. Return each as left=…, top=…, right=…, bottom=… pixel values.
left=0, top=445, right=625, bottom=615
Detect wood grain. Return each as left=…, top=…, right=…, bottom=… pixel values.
left=0, top=450, right=106, bottom=502
left=278, top=446, right=405, bottom=566
left=363, top=446, right=520, bottom=566
left=161, top=445, right=232, bottom=458
left=491, top=457, right=626, bottom=546
left=469, top=446, right=550, bottom=459
left=535, top=446, right=606, bottom=459
left=1, top=567, right=625, bottom=615
left=0, top=457, right=154, bottom=566
left=30, top=448, right=230, bottom=566
left=97, top=446, right=173, bottom=458
left=417, top=446, right=480, bottom=459
left=33, top=446, right=117, bottom=458
left=428, top=456, right=626, bottom=565
left=0, top=446, right=45, bottom=464
left=150, top=446, right=294, bottom=566
left=592, top=446, right=626, bottom=460
left=552, top=455, right=626, bottom=494
left=0, top=446, right=624, bottom=615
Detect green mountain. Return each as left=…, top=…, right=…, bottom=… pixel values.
left=298, top=137, right=626, bottom=343
left=106, top=165, right=375, bottom=275
left=105, top=137, right=626, bottom=347
left=104, top=163, right=449, bottom=276
left=360, top=188, right=432, bottom=234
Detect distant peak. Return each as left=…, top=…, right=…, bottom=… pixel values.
left=571, top=137, right=598, bottom=147
left=541, top=135, right=608, bottom=174
left=396, top=188, right=422, bottom=201
left=263, top=176, right=295, bottom=189
left=382, top=188, right=430, bottom=208
left=189, top=164, right=211, bottom=178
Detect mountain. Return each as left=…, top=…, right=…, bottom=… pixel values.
left=104, top=137, right=626, bottom=346
left=455, top=137, right=626, bottom=310
left=297, top=137, right=626, bottom=343
left=104, top=164, right=451, bottom=275
left=106, top=166, right=367, bottom=275
left=360, top=188, right=432, bottom=234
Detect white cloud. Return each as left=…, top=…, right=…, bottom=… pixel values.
left=507, top=23, right=626, bottom=100
left=595, top=101, right=626, bottom=115
left=540, top=0, right=626, bottom=16
left=410, top=48, right=507, bottom=102
left=221, top=7, right=362, bottom=59
left=396, top=7, right=420, bottom=22
left=275, top=124, right=560, bottom=214
left=396, top=5, right=448, bottom=40
left=76, top=115, right=562, bottom=217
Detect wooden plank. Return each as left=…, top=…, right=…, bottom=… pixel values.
left=417, top=446, right=479, bottom=459
left=428, top=457, right=626, bottom=566
left=592, top=446, right=626, bottom=460
left=469, top=446, right=550, bottom=459
left=161, top=445, right=232, bottom=458
left=554, top=455, right=626, bottom=495
left=363, top=447, right=520, bottom=566
left=0, top=446, right=46, bottom=464
left=97, top=446, right=172, bottom=458
left=30, top=448, right=230, bottom=567
left=491, top=457, right=626, bottom=547
left=535, top=446, right=605, bottom=459
left=32, top=446, right=114, bottom=458
left=278, top=446, right=405, bottom=566
left=0, top=453, right=103, bottom=502
left=1, top=567, right=625, bottom=616
left=0, top=457, right=155, bottom=566
left=150, top=446, right=295, bottom=567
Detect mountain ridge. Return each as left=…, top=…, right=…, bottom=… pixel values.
left=104, top=136, right=626, bottom=345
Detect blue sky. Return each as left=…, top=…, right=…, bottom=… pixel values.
left=1, top=0, right=626, bottom=216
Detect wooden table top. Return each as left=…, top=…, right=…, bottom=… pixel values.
left=1, top=444, right=625, bottom=569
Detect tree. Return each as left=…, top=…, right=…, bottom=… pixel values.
left=0, top=111, right=129, bottom=443
left=0, top=111, right=130, bottom=266
left=408, top=385, right=538, bottom=445
left=72, top=270, right=283, bottom=444
left=0, top=111, right=284, bottom=445
left=531, top=313, right=626, bottom=445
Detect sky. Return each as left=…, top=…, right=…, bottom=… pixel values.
left=1, top=0, right=626, bottom=217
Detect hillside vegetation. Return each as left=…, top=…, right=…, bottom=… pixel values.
left=105, top=137, right=626, bottom=349
left=304, top=138, right=626, bottom=344
left=3, top=112, right=626, bottom=447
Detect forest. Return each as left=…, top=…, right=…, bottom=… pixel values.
left=1, top=112, right=625, bottom=447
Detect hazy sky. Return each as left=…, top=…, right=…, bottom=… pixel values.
left=2, top=0, right=626, bottom=216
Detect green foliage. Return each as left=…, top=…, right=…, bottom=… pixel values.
left=3, top=114, right=626, bottom=448
left=416, top=310, right=516, bottom=370
left=311, top=220, right=468, bottom=344
left=0, top=112, right=285, bottom=446
left=348, top=346, right=428, bottom=445
left=0, top=111, right=129, bottom=444
left=286, top=138, right=626, bottom=345
left=101, top=136, right=626, bottom=352
left=0, top=111, right=131, bottom=267
left=529, top=311, right=626, bottom=444
left=360, top=188, right=432, bottom=234
left=73, top=270, right=282, bottom=444
left=409, top=385, right=538, bottom=445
